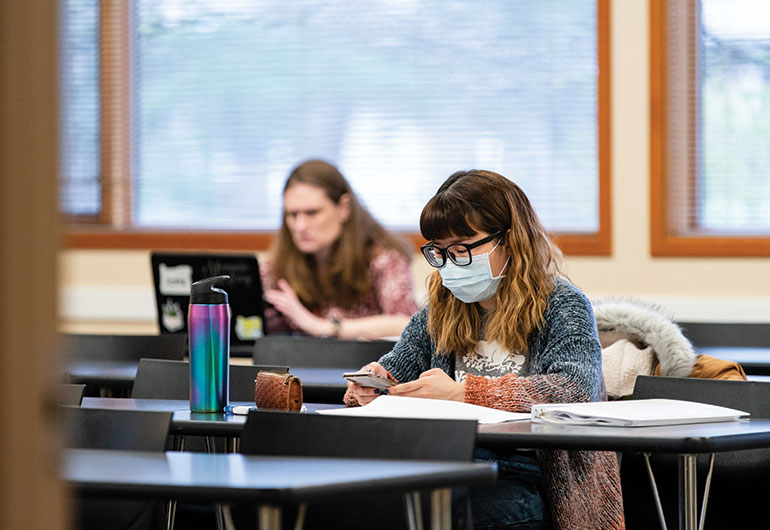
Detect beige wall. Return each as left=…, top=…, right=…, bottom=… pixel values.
left=59, top=0, right=770, bottom=334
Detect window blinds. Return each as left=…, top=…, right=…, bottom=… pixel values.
left=666, top=0, right=770, bottom=235
left=62, top=0, right=600, bottom=233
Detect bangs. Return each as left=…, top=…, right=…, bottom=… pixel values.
left=420, top=193, right=480, bottom=242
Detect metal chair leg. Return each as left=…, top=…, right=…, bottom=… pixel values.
left=643, top=452, right=669, bottom=530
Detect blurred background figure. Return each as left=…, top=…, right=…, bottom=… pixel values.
left=261, top=159, right=418, bottom=339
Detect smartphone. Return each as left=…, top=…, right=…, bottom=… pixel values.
left=342, top=370, right=395, bottom=390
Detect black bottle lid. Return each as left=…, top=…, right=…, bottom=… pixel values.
left=189, top=275, right=230, bottom=304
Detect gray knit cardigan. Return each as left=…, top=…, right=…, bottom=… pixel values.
left=377, top=280, right=625, bottom=530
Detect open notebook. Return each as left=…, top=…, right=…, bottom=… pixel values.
left=531, top=398, right=749, bottom=427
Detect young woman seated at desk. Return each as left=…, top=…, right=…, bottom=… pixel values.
left=346, top=170, right=624, bottom=530
left=261, top=159, right=418, bottom=340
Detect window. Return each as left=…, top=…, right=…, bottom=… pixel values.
left=651, top=0, right=770, bottom=256
left=61, top=0, right=610, bottom=255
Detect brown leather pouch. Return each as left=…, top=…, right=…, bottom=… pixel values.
left=254, top=371, right=303, bottom=411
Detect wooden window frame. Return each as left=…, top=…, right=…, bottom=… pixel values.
left=650, top=0, right=770, bottom=257
left=65, top=0, right=611, bottom=256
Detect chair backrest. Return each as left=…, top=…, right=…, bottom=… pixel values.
left=64, top=333, right=187, bottom=362
left=252, top=335, right=395, bottom=369
left=63, top=407, right=172, bottom=530
left=676, top=322, right=770, bottom=348
left=60, top=383, right=86, bottom=405
left=632, top=375, right=770, bottom=417
left=62, top=407, right=172, bottom=451
left=241, top=410, right=477, bottom=461
left=131, top=358, right=288, bottom=401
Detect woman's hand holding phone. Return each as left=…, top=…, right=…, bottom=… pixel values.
left=345, top=362, right=396, bottom=406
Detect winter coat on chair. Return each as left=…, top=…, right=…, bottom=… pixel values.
left=591, top=298, right=744, bottom=399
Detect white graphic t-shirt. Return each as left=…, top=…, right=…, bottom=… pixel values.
left=455, top=339, right=529, bottom=382
left=454, top=310, right=529, bottom=382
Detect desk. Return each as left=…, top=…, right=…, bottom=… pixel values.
left=698, top=346, right=770, bottom=375
left=66, top=360, right=137, bottom=395
left=478, top=419, right=770, bottom=530
left=63, top=449, right=497, bottom=530
left=67, top=362, right=349, bottom=403
left=80, top=397, right=343, bottom=438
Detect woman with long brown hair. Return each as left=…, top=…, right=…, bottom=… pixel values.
left=346, top=170, right=624, bottom=529
left=261, top=159, right=418, bottom=338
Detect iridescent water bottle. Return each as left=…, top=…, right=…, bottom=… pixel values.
left=188, top=275, right=230, bottom=412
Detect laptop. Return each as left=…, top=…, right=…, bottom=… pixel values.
left=150, top=252, right=267, bottom=354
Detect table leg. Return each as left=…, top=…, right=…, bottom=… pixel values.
left=642, top=453, right=668, bottom=530
left=430, top=488, right=451, bottom=530
left=678, top=454, right=698, bottom=530
left=404, top=491, right=424, bottom=530
left=258, top=505, right=282, bottom=530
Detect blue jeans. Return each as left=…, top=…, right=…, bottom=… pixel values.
left=471, top=448, right=551, bottom=529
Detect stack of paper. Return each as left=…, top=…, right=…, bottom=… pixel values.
left=531, top=399, right=749, bottom=427
left=318, top=395, right=529, bottom=424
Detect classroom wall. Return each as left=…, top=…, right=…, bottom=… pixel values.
left=59, top=0, right=770, bottom=334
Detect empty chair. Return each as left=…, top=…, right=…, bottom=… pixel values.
left=63, top=407, right=173, bottom=530
left=239, top=410, right=477, bottom=530
left=131, top=358, right=288, bottom=401
left=622, top=376, right=770, bottom=529
left=252, top=335, right=395, bottom=369
left=60, top=383, right=86, bottom=405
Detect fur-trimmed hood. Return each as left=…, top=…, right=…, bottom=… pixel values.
left=592, top=298, right=696, bottom=377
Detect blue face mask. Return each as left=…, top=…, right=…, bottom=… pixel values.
left=438, top=240, right=510, bottom=303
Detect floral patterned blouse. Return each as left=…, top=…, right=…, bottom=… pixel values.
left=260, top=248, right=419, bottom=335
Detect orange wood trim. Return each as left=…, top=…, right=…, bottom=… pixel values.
left=649, top=236, right=770, bottom=257
left=650, top=0, right=770, bottom=256
left=594, top=0, right=612, bottom=256
left=650, top=0, right=669, bottom=256
left=99, top=0, right=132, bottom=227
left=64, top=229, right=610, bottom=255
left=99, top=0, right=133, bottom=227
left=65, top=231, right=275, bottom=251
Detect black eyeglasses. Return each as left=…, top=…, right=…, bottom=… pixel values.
left=420, top=231, right=504, bottom=268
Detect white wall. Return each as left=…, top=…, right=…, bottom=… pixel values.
left=58, top=0, right=770, bottom=333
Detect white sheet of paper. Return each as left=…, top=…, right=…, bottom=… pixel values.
left=531, top=398, right=749, bottom=427
left=317, top=395, right=529, bottom=424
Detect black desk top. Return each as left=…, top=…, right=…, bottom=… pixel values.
left=66, top=360, right=138, bottom=386
left=66, top=362, right=349, bottom=403
left=63, top=449, right=497, bottom=504
left=80, top=398, right=770, bottom=454
left=80, top=397, right=344, bottom=437
left=478, top=418, right=770, bottom=454
left=698, top=347, right=770, bottom=373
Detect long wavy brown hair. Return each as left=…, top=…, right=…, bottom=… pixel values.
left=421, top=170, right=564, bottom=355
left=269, top=160, right=411, bottom=310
